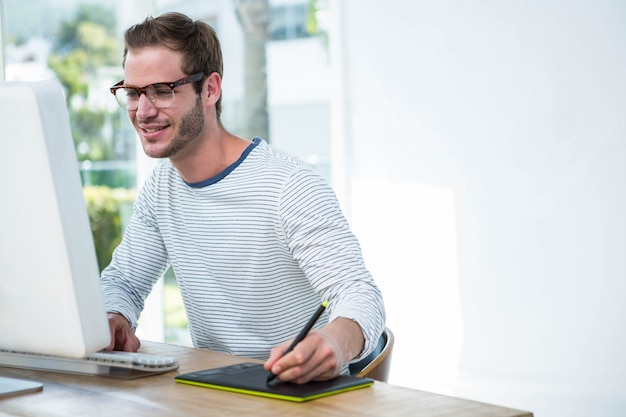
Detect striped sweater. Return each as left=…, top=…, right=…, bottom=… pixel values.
left=101, top=138, right=385, bottom=362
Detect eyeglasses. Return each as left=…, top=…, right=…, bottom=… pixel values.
left=110, top=72, right=205, bottom=110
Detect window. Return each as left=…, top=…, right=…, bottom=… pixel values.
left=270, top=4, right=311, bottom=41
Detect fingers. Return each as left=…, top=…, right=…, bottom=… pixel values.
left=118, top=332, right=141, bottom=352
left=265, top=343, right=288, bottom=368
left=263, top=340, right=292, bottom=375
left=105, top=313, right=123, bottom=351
left=264, top=331, right=342, bottom=384
left=105, top=313, right=141, bottom=352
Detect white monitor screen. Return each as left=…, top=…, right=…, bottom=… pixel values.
left=0, top=79, right=110, bottom=357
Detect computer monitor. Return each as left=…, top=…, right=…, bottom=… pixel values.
left=0, top=79, right=111, bottom=358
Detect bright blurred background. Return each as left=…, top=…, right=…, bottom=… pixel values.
left=2, top=1, right=625, bottom=416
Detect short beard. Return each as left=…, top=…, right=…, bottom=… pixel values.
left=163, top=95, right=205, bottom=159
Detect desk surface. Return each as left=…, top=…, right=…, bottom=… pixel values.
left=0, top=341, right=532, bottom=417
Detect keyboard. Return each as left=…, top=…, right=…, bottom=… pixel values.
left=0, top=349, right=179, bottom=379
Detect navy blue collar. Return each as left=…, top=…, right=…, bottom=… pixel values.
left=186, top=137, right=262, bottom=188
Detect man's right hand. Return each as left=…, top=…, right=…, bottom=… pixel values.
left=105, top=312, right=141, bottom=352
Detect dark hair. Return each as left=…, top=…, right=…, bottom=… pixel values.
left=123, top=12, right=224, bottom=116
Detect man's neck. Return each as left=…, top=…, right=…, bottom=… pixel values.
left=170, top=130, right=252, bottom=184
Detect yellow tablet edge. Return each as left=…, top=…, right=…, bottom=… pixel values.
left=175, top=379, right=374, bottom=402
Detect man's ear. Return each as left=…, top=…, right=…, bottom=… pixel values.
left=204, top=72, right=222, bottom=107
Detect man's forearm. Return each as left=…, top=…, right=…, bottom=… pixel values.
left=324, top=317, right=365, bottom=363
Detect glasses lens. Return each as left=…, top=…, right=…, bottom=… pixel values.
left=147, top=85, right=175, bottom=109
left=112, top=84, right=176, bottom=110
left=114, top=88, right=137, bottom=110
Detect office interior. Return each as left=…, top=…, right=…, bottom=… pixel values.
left=1, top=1, right=624, bottom=416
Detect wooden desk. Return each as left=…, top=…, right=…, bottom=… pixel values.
left=0, top=341, right=532, bottom=417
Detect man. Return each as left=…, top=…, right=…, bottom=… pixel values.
left=102, top=11, right=385, bottom=384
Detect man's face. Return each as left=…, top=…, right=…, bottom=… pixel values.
left=123, top=46, right=205, bottom=160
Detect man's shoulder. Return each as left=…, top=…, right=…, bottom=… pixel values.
left=139, top=160, right=179, bottom=194
left=251, top=138, right=311, bottom=172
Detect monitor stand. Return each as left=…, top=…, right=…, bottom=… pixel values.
left=0, top=376, right=43, bottom=398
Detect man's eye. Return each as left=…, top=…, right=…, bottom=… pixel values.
left=153, top=86, right=173, bottom=97
left=124, top=89, right=140, bottom=99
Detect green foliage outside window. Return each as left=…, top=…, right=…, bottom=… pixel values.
left=83, top=186, right=190, bottom=342
left=48, top=4, right=118, bottom=102
left=83, top=186, right=136, bottom=272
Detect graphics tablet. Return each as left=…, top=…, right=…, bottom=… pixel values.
left=175, top=362, right=374, bottom=402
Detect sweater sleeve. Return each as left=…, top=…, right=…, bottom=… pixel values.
left=279, top=167, right=386, bottom=360
left=100, top=171, right=169, bottom=329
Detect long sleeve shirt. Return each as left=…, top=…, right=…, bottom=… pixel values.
left=101, top=138, right=385, bottom=362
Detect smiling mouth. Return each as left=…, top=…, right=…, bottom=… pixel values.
left=142, top=126, right=168, bottom=133
left=136, top=123, right=171, bottom=140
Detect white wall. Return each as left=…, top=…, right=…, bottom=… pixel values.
left=268, top=37, right=332, bottom=177
left=0, top=0, right=5, bottom=81
left=332, top=1, right=626, bottom=416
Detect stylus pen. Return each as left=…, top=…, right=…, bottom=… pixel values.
left=266, top=300, right=329, bottom=384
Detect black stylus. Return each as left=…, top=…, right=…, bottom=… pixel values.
left=266, top=300, right=329, bottom=384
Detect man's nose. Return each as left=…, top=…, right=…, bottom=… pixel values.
left=135, top=93, right=158, bottom=118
